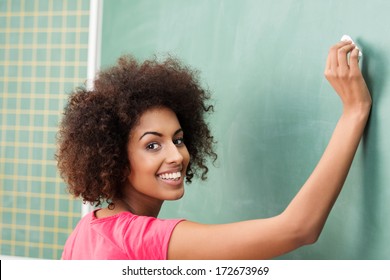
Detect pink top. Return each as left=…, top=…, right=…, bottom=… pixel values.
left=61, top=210, right=184, bottom=260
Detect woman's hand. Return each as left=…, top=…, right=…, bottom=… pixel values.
left=324, top=40, right=372, bottom=115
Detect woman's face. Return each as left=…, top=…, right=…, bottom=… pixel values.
left=126, top=107, right=190, bottom=202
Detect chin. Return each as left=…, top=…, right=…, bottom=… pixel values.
left=166, top=188, right=185, bottom=201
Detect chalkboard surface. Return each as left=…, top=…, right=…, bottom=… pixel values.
left=0, top=0, right=90, bottom=259
left=101, top=0, right=390, bottom=259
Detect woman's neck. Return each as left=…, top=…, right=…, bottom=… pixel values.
left=113, top=197, right=162, bottom=218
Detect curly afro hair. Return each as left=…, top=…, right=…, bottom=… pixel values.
left=56, top=55, right=217, bottom=207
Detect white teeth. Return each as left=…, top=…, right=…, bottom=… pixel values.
left=159, top=172, right=181, bottom=180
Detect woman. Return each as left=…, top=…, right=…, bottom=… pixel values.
left=58, top=40, right=371, bottom=259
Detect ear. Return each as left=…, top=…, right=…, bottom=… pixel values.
left=122, top=164, right=131, bottom=180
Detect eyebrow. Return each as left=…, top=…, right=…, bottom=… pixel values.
left=139, top=128, right=183, bottom=141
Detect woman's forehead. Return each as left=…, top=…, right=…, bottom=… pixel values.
left=129, top=107, right=181, bottom=138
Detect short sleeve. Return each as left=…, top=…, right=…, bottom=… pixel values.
left=123, top=215, right=184, bottom=260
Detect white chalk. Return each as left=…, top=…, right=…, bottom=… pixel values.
left=341, top=34, right=362, bottom=57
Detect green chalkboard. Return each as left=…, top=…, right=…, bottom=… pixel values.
left=101, top=0, right=390, bottom=259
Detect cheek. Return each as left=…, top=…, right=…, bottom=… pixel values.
left=183, top=148, right=191, bottom=167
left=129, top=158, right=160, bottom=180
left=128, top=165, right=158, bottom=192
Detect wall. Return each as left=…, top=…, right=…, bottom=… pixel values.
left=101, top=0, right=390, bottom=259
left=0, top=0, right=89, bottom=259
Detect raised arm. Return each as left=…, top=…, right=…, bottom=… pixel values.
left=167, top=40, right=372, bottom=260
left=281, top=40, right=371, bottom=243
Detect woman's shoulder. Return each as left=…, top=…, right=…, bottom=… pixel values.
left=91, top=208, right=135, bottom=223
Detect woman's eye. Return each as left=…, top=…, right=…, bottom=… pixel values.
left=174, top=137, right=185, bottom=146
left=146, top=143, right=160, bottom=150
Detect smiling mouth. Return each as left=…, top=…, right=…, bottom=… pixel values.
left=158, top=171, right=181, bottom=181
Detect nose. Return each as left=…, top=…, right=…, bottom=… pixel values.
left=165, top=142, right=184, bottom=164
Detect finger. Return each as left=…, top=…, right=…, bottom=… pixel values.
left=338, top=44, right=356, bottom=68
left=336, top=40, right=353, bottom=47
left=325, top=52, right=331, bottom=71
left=349, top=48, right=361, bottom=72
left=329, top=40, right=352, bottom=70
